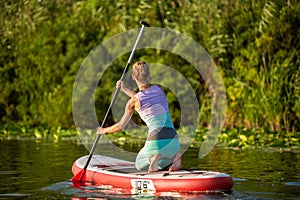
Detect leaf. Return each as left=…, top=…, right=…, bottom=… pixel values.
left=239, top=135, right=247, bottom=142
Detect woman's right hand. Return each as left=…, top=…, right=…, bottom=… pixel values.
left=116, top=80, right=125, bottom=91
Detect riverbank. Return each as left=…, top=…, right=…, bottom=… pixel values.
left=1, top=125, right=299, bottom=150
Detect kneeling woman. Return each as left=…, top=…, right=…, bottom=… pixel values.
left=97, top=61, right=181, bottom=172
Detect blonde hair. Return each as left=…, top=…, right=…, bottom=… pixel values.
left=132, top=61, right=150, bottom=84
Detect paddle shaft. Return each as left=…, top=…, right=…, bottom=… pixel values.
left=79, top=21, right=149, bottom=178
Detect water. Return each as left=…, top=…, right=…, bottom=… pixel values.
left=0, top=139, right=299, bottom=199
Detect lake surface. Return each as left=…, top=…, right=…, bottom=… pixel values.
left=0, top=139, right=299, bottom=199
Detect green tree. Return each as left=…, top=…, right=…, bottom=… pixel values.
left=0, top=0, right=299, bottom=134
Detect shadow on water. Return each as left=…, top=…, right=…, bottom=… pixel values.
left=0, top=139, right=299, bottom=199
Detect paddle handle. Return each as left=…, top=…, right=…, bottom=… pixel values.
left=81, top=21, right=149, bottom=172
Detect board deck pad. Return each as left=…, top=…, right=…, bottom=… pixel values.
left=93, top=162, right=178, bottom=175
left=93, top=163, right=221, bottom=178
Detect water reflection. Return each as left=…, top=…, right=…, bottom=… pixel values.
left=44, top=180, right=232, bottom=199
left=0, top=139, right=299, bottom=199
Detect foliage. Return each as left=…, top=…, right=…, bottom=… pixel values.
left=193, top=128, right=300, bottom=149
left=1, top=125, right=298, bottom=150
left=0, top=125, right=77, bottom=141
left=0, top=0, right=299, bottom=138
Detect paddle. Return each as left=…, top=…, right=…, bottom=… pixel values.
left=72, top=20, right=150, bottom=183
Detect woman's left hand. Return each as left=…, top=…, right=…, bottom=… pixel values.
left=97, top=127, right=106, bottom=135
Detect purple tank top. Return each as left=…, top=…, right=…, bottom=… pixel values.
left=135, top=85, right=174, bottom=133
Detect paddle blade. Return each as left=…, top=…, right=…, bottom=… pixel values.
left=72, top=169, right=86, bottom=183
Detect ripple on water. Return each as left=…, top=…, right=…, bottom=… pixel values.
left=0, top=193, right=30, bottom=198
left=284, top=182, right=300, bottom=186
left=0, top=171, right=16, bottom=175
left=233, top=178, right=247, bottom=181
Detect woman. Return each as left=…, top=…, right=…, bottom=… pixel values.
left=97, top=61, right=181, bottom=172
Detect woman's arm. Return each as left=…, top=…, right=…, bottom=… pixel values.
left=117, top=80, right=136, bottom=97
left=97, top=97, right=137, bottom=134
left=121, top=87, right=136, bottom=97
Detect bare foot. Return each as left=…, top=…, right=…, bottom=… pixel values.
left=169, top=152, right=182, bottom=171
left=148, top=154, right=161, bottom=172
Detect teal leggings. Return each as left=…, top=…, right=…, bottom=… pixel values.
left=135, top=138, right=180, bottom=170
